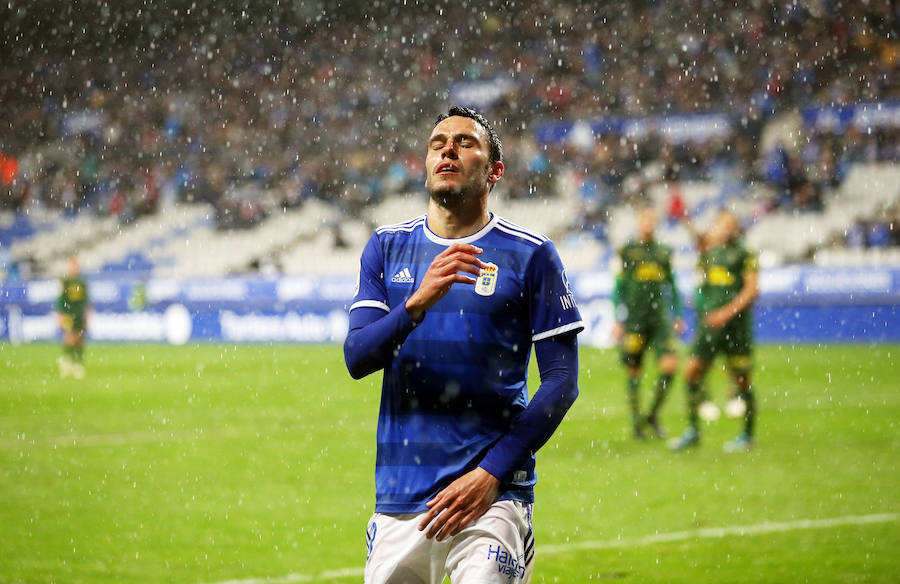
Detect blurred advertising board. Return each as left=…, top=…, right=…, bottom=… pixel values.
left=801, top=101, right=900, bottom=132
left=1, top=267, right=898, bottom=346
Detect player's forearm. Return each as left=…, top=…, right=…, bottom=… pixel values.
left=344, top=305, right=418, bottom=379
left=478, top=335, right=579, bottom=480
left=720, top=278, right=759, bottom=320
left=404, top=295, right=429, bottom=323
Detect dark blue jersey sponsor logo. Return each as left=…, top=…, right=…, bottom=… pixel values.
left=487, top=544, right=526, bottom=578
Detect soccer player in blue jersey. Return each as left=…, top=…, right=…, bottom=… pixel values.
left=344, top=106, right=584, bottom=583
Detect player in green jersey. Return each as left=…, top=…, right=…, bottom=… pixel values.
left=612, top=208, right=684, bottom=439
left=669, top=211, right=759, bottom=452
left=56, top=254, right=89, bottom=379
left=680, top=213, right=721, bottom=421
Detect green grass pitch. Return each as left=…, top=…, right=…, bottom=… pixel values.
left=1, top=342, right=897, bottom=583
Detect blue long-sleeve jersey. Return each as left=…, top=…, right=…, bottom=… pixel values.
left=344, top=214, right=584, bottom=513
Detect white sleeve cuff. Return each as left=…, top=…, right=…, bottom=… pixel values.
left=532, top=321, right=585, bottom=342
left=349, top=300, right=390, bottom=312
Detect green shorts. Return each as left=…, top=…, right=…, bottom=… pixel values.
left=691, top=312, right=753, bottom=373
left=619, top=319, right=677, bottom=368
left=60, top=313, right=86, bottom=334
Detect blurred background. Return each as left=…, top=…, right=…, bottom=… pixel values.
left=0, top=0, right=898, bottom=339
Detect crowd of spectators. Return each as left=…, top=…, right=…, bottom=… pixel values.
left=845, top=202, right=900, bottom=249
left=0, top=0, right=897, bottom=235
left=763, top=124, right=900, bottom=214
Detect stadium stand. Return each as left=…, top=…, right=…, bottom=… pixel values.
left=747, top=163, right=900, bottom=265
left=1, top=1, right=898, bottom=279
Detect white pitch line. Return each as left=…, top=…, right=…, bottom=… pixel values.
left=538, top=512, right=900, bottom=554
left=202, top=512, right=899, bottom=584
left=210, top=567, right=363, bottom=584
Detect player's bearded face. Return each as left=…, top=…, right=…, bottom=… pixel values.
left=425, top=116, right=494, bottom=206
left=426, top=159, right=491, bottom=205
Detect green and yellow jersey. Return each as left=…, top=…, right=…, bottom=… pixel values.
left=696, top=241, right=758, bottom=317
left=57, top=276, right=89, bottom=331
left=692, top=240, right=758, bottom=368
left=612, top=240, right=682, bottom=324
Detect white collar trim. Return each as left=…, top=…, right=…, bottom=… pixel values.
left=423, top=213, right=499, bottom=246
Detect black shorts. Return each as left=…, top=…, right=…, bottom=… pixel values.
left=60, top=313, right=86, bottom=334
left=619, top=319, right=677, bottom=368
left=691, top=313, right=753, bottom=374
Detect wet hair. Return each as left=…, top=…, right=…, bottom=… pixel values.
left=434, top=106, right=503, bottom=166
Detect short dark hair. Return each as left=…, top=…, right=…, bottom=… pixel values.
left=434, top=106, right=503, bottom=165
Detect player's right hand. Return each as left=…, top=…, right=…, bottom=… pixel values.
left=612, top=321, right=624, bottom=342
left=418, top=466, right=500, bottom=541
left=704, top=307, right=731, bottom=329
left=405, top=243, right=488, bottom=322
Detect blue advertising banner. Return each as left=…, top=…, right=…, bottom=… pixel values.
left=534, top=112, right=734, bottom=145
left=801, top=101, right=900, bottom=133
left=1, top=266, right=898, bottom=345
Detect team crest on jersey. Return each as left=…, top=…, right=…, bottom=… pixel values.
left=475, top=263, right=498, bottom=296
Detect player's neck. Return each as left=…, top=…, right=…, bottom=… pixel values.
left=426, top=195, right=490, bottom=239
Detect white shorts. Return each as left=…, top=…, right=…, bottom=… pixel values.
left=364, top=500, right=534, bottom=584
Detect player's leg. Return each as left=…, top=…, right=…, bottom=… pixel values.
left=646, top=352, right=676, bottom=438
left=73, top=327, right=85, bottom=363
left=723, top=367, right=755, bottom=452
left=686, top=326, right=718, bottom=430
left=668, top=355, right=709, bottom=450
left=669, top=325, right=717, bottom=450
left=58, top=317, right=75, bottom=377
left=646, top=324, right=678, bottom=437
left=620, top=330, right=647, bottom=439
left=694, top=324, right=725, bottom=420
left=71, top=331, right=86, bottom=379
left=70, top=316, right=86, bottom=378
left=723, top=319, right=755, bottom=452
left=364, top=512, right=440, bottom=584
left=447, top=500, right=533, bottom=584
left=627, top=364, right=644, bottom=439
left=723, top=363, right=746, bottom=418
left=61, top=316, right=74, bottom=355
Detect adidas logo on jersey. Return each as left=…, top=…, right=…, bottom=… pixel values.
left=391, top=268, right=414, bottom=283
